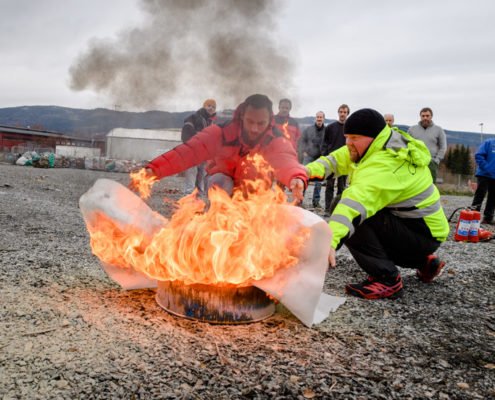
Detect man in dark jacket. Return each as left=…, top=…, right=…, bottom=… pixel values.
left=300, top=111, right=325, bottom=208
left=146, top=94, right=307, bottom=201
left=321, top=104, right=350, bottom=216
left=181, top=99, right=217, bottom=195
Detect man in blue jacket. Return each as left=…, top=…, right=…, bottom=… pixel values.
left=471, top=138, right=495, bottom=224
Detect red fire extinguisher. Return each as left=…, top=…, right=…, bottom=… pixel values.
left=468, top=210, right=481, bottom=243
left=454, top=208, right=472, bottom=242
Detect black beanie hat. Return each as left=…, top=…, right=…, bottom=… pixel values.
left=344, top=108, right=386, bottom=138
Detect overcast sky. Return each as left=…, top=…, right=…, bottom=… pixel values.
left=2, top=0, right=495, bottom=133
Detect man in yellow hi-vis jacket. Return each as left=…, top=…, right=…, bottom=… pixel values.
left=305, top=109, right=449, bottom=299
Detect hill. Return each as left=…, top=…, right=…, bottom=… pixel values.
left=0, top=106, right=493, bottom=147
left=0, top=106, right=191, bottom=138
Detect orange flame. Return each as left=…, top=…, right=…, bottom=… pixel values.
left=129, top=168, right=157, bottom=199
left=88, top=155, right=310, bottom=286
left=282, top=121, right=291, bottom=140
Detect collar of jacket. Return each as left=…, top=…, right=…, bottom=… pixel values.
left=357, top=125, right=431, bottom=167
left=356, top=125, right=392, bottom=164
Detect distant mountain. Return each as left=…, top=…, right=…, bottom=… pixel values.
left=0, top=106, right=493, bottom=148
left=0, top=106, right=192, bottom=139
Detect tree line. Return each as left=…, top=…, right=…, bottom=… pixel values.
left=443, top=144, right=474, bottom=175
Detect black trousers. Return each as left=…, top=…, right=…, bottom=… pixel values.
left=345, top=210, right=441, bottom=279
left=471, top=175, right=495, bottom=222
left=325, top=175, right=347, bottom=211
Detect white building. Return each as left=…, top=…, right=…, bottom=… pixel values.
left=106, top=128, right=181, bottom=161
left=56, top=145, right=101, bottom=158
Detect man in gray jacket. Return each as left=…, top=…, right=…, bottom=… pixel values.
left=300, top=111, right=325, bottom=208
left=408, top=107, right=447, bottom=183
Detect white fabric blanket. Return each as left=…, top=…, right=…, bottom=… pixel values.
left=79, top=179, right=345, bottom=327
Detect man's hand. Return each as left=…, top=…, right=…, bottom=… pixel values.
left=289, top=178, right=305, bottom=203
left=328, top=247, right=336, bottom=268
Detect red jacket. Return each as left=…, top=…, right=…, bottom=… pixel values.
left=147, top=104, right=307, bottom=189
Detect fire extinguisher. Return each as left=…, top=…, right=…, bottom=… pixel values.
left=453, top=208, right=472, bottom=242
left=468, top=210, right=481, bottom=243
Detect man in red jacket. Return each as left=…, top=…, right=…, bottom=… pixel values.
left=146, top=94, right=307, bottom=200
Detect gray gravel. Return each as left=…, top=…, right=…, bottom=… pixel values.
left=0, top=163, right=494, bottom=400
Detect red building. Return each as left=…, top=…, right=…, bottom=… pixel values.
left=0, top=125, right=105, bottom=154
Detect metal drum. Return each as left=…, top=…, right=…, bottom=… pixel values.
left=156, top=280, right=275, bottom=324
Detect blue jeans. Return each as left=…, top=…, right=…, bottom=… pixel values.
left=205, top=173, right=234, bottom=197
left=183, top=163, right=206, bottom=195
left=303, top=155, right=321, bottom=206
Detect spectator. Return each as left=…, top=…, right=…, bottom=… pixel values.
left=300, top=111, right=326, bottom=208
left=408, top=107, right=447, bottom=183
left=274, top=98, right=302, bottom=160
left=146, top=94, right=307, bottom=201
left=384, top=113, right=395, bottom=127
left=181, top=99, right=217, bottom=195
left=471, top=138, right=495, bottom=225
left=305, top=108, right=449, bottom=299
left=321, top=104, right=350, bottom=216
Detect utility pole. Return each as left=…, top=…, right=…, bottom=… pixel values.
left=479, top=122, right=484, bottom=146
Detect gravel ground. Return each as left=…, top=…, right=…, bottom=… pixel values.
left=0, top=163, right=494, bottom=400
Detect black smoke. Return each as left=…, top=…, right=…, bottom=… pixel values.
left=69, top=0, right=294, bottom=109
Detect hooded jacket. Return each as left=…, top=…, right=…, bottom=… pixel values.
left=148, top=102, right=308, bottom=189
left=306, top=126, right=449, bottom=249
left=475, top=138, right=495, bottom=179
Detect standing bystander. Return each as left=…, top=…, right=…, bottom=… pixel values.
left=471, top=138, right=495, bottom=225
left=300, top=111, right=326, bottom=208
left=407, top=107, right=446, bottom=183
left=181, top=99, right=217, bottom=195
left=384, top=113, right=395, bottom=128
left=321, top=104, right=350, bottom=216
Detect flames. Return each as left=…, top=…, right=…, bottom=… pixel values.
left=129, top=168, right=157, bottom=199
left=87, top=155, right=310, bottom=286
left=282, top=121, right=290, bottom=140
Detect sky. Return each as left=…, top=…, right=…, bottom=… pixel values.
left=1, top=0, right=495, bottom=133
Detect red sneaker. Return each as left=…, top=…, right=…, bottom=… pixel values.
left=417, top=254, right=445, bottom=283
left=345, top=275, right=403, bottom=299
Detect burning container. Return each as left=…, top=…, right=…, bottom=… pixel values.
left=156, top=281, right=275, bottom=324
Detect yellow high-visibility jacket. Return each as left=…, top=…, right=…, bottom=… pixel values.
left=306, top=126, right=450, bottom=250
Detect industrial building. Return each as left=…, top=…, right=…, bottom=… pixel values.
left=105, top=128, right=181, bottom=161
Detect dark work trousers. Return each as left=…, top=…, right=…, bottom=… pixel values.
left=325, top=175, right=347, bottom=212
left=471, top=175, right=495, bottom=222
left=345, top=210, right=441, bottom=279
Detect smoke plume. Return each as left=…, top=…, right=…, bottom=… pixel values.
left=69, top=0, right=294, bottom=110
